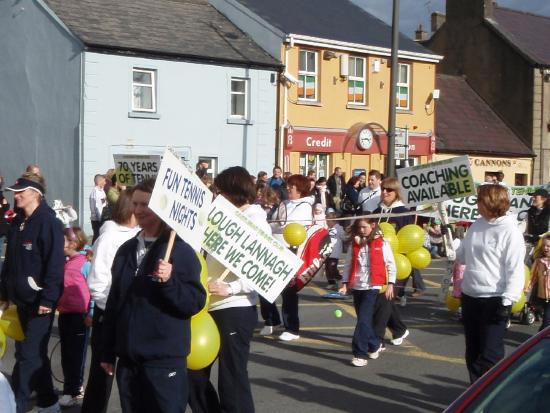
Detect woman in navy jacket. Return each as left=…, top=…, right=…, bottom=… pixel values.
left=100, top=177, right=206, bottom=413
left=0, top=172, right=65, bottom=413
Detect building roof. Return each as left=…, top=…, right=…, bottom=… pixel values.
left=487, top=6, right=550, bottom=67
left=232, top=0, right=435, bottom=57
left=435, top=74, right=534, bottom=157
left=42, top=0, right=280, bottom=68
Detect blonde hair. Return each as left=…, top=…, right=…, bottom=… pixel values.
left=380, top=177, right=403, bottom=202
left=535, top=233, right=550, bottom=259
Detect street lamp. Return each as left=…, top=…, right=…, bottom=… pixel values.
left=387, top=0, right=400, bottom=178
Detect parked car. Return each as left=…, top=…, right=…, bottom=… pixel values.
left=444, top=326, right=550, bottom=412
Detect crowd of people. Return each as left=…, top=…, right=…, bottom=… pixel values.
left=0, top=162, right=548, bottom=412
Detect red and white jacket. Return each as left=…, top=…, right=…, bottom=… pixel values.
left=342, top=235, right=396, bottom=290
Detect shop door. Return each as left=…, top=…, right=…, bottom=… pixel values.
left=299, top=153, right=329, bottom=178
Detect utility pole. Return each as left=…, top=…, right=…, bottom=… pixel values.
left=387, top=0, right=400, bottom=178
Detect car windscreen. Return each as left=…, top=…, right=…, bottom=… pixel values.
left=464, top=339, right=550, bottom=413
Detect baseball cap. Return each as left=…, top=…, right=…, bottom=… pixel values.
left=6, top=177, right=45, bottom=196
left=528, top=188, right=550, bottom=198
left=326, top=207, right=336, bottom=214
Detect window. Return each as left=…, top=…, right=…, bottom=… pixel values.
left=132, top=68, right=156, bottom=112
left=299, top=153, right=328, bottom=178
left=298, top=50, right=318, bottom=101
left=396, top=63, right=410, bottom=110
left=230, top=78, right=248, bottom=119
left=348, top=56, right=366, bottom=105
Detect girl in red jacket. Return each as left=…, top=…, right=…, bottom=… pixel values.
left=57, top=227, right=91, bottom=407
left=339, top=218, right=396, bottom=367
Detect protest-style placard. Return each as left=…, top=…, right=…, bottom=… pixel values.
left=113, top=154, right=161, bottom=186
left=202, top=195, right=303, bottom=303
left=397, top=156, right=475, bottom=207
left=149, top=149, right=211, bottom=251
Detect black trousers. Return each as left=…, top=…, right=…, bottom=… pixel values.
left=281, top=285, right=299, bottom=334
left=117, top=358, right=188, bottom=413
left=82, top=308, right=115, bottom=413
left=13, top=306, right=57, bottom=413
left=259, top=295, right=281, bottom=327
left=324, top=258, right=341, bottom=283
left=58, top=313, right=89, bottom=395
left=91, top=220, right=101, bottom=243
left=461, top=294, right=508, bottom=383
left=188, top=306, right=257, bottom=413
left=373, top=294, right=407, bottom=340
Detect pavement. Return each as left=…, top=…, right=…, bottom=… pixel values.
left=0, top=258, right=539, bottom=412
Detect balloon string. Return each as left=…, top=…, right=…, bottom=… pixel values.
left=268, top=208, right=434, bottom=224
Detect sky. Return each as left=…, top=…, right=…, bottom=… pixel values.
left=351, top=0, right=550, bottom=40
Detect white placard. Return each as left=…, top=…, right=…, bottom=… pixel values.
left=397, top=155, right=475, bottom=207
left=203, top=195, right=303, bottom=303
left=149, top=149, right=211, bottom=251
left=113, top=154, right=161, bottom=186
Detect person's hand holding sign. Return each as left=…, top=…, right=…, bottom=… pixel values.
left=154, top=259, right=173, bottom=283
left=208, top=280, right=233, bottom=297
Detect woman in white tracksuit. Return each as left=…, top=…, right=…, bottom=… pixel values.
left=456, top=184, right=525, bottom=383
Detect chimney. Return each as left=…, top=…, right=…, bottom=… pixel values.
left=431, top=11, right=446, bottom=33
left=415, top=24, right=428, bottom=41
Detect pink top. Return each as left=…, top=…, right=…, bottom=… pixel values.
left=58, top=254, right=91, bottom=313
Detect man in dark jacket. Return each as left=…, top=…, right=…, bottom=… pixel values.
left=525, top=188, right=550, bottom=243
left=0, top=173, right=65, bottom=413
left=327, top=167, right=345, bottom=211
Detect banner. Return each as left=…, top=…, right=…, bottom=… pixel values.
left=113, top=154, right=161, bottom=186
left=203, top=196, right=303, bottom=303
left=149, top=149, right=211, bottom=251
left=397, top=156, right=475, bottom=207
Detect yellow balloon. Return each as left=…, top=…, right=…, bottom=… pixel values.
left=384, top=233, right=399, bottom=254
left=0, top=306, right=25, bottom=341
left=379, top=222, right=396, bottom=236
left=446, top=293, right=461, bottom=312
left=511, top=294, right=526, bottom=314
left=394, top=253, right=412, bottom=280
left=407, top=247, right=432, bottom=269
left=187, top=312, right=220, bottom=371
left=397, top=224, right=426, bottom=254
left=524, top=265, right=531, bottom=290
left=283, top=223, right=307, bottom=247
left=0, top=329, right=6, bottom=359
left=195, top=252, right=210, bottom=312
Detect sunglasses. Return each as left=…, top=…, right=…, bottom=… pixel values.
left=381, top=187, right=395, bottom=193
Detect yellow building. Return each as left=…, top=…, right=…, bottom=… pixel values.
left=210, top=0, right=443, bottom=179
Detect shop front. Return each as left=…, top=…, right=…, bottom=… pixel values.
left=434, top=154, right=533, bottom=185
left=283, top=126, right=434, bottom=180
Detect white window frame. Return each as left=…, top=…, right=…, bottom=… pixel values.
left=348, top=56, right=366, bottom=105
left=298, top=50, right=318, bottom=101
left=396, top=63, right=410, bottom=110
left=132, top=68, right=157, bottom=113
left=229, top=77, right=249, bottom=120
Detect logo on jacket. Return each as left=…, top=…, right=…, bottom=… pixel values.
left=168, top=371, right=177, bottom=378
left=22, top=241, right=32, bottom=251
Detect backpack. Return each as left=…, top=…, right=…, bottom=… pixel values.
left=292, top=224, right=333, bottom=291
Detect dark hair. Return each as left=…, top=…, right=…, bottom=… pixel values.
left=350, top=218, right=378, bottom=243
left=272, top=166, right=282, bottom=173
left=64, top=226, right=88, bottom=251
left=111, top=188, right=135, bottom=225
left=214, top=166, right=256, bottom=207
left=286, top=174, right=310, bottom=197
left=257, top=171, right=267, bottom=179
left=316, top=177, right=327, bottom=185
left=347, top=176, right=361, bottom=186
left=133, top=177, right=156, bottom=194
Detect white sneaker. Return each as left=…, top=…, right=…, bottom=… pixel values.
left=351, top=357, right=368, bottom=367
left=59, top=394, right=82, bottom=407
left=259, top=325, right=274, bottom=336
left=37, top=402, right=61, bottom=413
left=399, top=296, right=407, bottom=307
left=367, top=344, right=382, bottom=359
left=279, top=331, right=300, bottom=341
left=391, top=329, right=410, bottom=346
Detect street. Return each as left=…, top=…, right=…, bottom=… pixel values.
left=1, top=258, right=537, bottom=412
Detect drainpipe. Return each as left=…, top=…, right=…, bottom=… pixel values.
left=278, top=36, right=293, bottom=169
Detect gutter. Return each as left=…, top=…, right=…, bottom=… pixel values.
left=287, top=34, right=443, bottom=63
